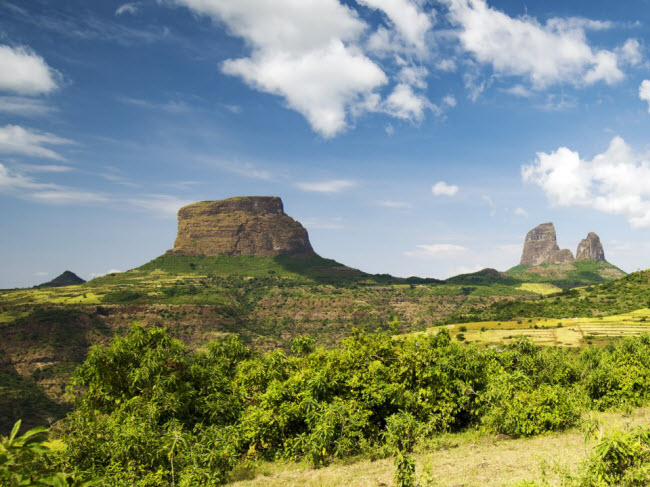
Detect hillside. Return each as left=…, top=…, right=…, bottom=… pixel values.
left=506, top=260, right=626, bottom=287
left=36, top=271, right=86, bottom=288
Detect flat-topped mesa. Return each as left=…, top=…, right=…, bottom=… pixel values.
left=171, top=196, right=315, bottom=257
left=576, top=232, right=606, bottom=262
left=520, top=222, right=575, bottom=266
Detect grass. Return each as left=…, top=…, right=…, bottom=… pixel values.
left=228, top=407, right=650, bottom=487
left=516, top=283, right=562, bottom=295
left=506, top=260, right=626, bottom=288
left=431, top=308, right=650, bottom=347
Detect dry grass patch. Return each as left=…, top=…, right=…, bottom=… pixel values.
left=229, top=408, right=650, bottom=487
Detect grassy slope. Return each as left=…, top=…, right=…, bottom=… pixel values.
left=506, top=260, right=626, bottom=288
left=473, top=269, right=650, bottom=322
left=229, top=407, right=650, bottom=487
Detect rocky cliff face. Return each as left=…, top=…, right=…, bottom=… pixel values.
left=576, top=232, right=606, bottom=262
left=520, top=222, right=575, bottom=266
left=170, top=197, right=315, bottom=257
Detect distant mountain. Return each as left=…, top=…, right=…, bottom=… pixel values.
left=36, top=271, right=86, bottom=288
left=509, top=223, right=625, bottom=287
left=446, top=268, right=518, bottom=286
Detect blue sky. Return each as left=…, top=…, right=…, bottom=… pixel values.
left=2, top=0, right=650, bottom=287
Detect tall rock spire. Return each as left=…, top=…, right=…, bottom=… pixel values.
left=520, top=222, right=574, bottom=266
left=576, top=232, right=606, bottom=262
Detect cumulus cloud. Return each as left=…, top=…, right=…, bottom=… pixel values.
left=432, top=181, right=459, bottom=196
left=383, top=83, right=434, bottom=121
left=295, top=179, right=358, bottom=193
left=0, top=45, right=59, bottom=95
left=0, top=124, right=73, bottom=160
left=356, top=0, right=433, bottom=51
left=514, top=207, right=528, bottom=217
left=169, top=0, right=444, bottom=136
left=522, top=136, right=650, bottom=228
left=443, top=0, right=635, bottom=89
left=404, top=243, right=468, bottom=258
left=639, top=80, right=650, bottom=112
left=172, top=0, right=388, bottom=138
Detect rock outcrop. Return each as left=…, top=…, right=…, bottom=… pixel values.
left=576, top=232, right=606, bottom=262
left=170, top=197, right=315, bottom=257
left=520, top=222, right=575, bottom=266
left=36, top=271, right=86, bottom=288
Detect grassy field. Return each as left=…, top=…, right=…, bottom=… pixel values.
left=438, top=307, right=650, bottom=347
left=228, top=407, right=650, bottom=487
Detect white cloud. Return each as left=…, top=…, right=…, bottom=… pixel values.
left=115, top=3, right=139, bottom=16
left=127, top=195, right=193, bottom=217
left=301, top=217, right=345, bottom=230
left=385, top=123, right=395, bottom=135
left=443, top=0, right=633, bottom=89
left=0, top=45, right=59, bottom=95
left=514, top=207, right=528, bottom=217
left=639, top=80, right=650, bottom=112
left=173, top=0, right=388, bottom=138
left=208, top=158, right=272, bottom=181
left=19, top=164, right=73, bottom=173
left=432, top=181, right=459, bottom=196
left=383, top=83, right=433, bottom=121
left=482, top=194, right=496, bottom=216
left=503, top=84, right=532, bottom=98
left=0, top=163, right=46, bottom=191
left=28, top=190, right=108, bottom=204
left=0, top=96, right=53, bottom=116
left=442, top=94, right=457, bottom=107
left=404, top=243, right=468, bottom=258
left=295, top=179, right=358, bottom=193
left=0, top=124, right=73, bottom=160
left=356, top=0, right=433, bottom=51
left=34, top=271, right=49, bottom=277
left=522, top=136, right=650, bottom=228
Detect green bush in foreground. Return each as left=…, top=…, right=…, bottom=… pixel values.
left=48, top=325, right=650, bottom=485
left=0, top=420, right=95, bottom=486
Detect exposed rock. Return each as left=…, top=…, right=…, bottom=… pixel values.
left=171, top=196, right=315, bottom=257
left=520, top=223, right=564, bottom=266
left=546, top=249, right=575, bottom=264
left=36, top=271, right=86, bottom=288
left=576, top=232, right=606, bottom=262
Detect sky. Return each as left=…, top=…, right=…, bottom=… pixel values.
left=2, top=0, right=650, bottom=288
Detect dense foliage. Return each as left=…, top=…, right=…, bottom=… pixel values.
left=46, top=324, right=650, bottom=486
left=462, top=270, right=650, bottom=322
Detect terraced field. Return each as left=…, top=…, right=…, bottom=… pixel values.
left=439, top=308, right=650, bottom=347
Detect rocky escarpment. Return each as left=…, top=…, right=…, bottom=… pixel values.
left=520, top=222, right=574, bottom=266
left=577, top=232, right=606, bottom=262
left=170, top=197, right=315, bottom=257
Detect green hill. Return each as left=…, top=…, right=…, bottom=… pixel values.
left=446, top=268, right=519, bottom=286
left=506, top=260, right=625, bottom=288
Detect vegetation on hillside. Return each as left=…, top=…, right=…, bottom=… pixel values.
left=472, top=270, right=650, bottom=322
left=506, top=260, right=626, bottom=288
left=24, top=324, right=650, bottom=486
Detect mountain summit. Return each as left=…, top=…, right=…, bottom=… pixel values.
left=576, top=232, right=606, bottom=262
left=170, top=196, right=315, bottom=258
left=36, top=271, right=86, bottom=288
left=519, top=222, right=574, bottom=266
